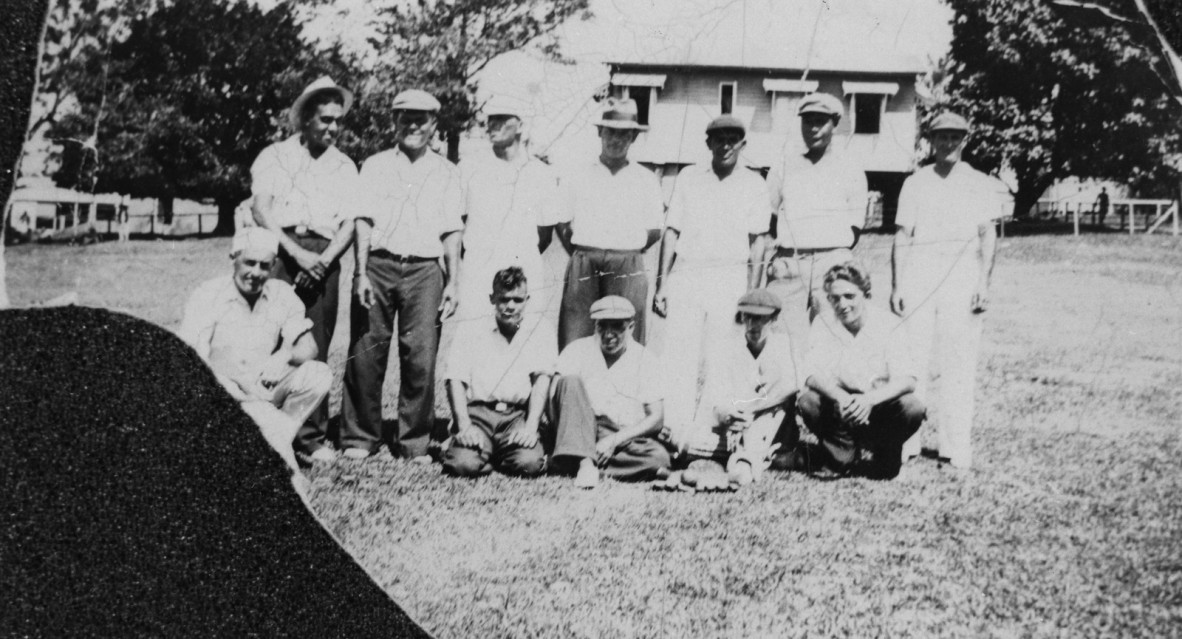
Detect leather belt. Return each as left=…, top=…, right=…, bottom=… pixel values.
left=470, top=400, right=525, bottom=413
left=773, top=246, right=839, bottom=257
left=371, top=249, right=436, bottom=263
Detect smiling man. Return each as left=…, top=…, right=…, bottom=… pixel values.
left=555, top=98, right=664, bottom=349
left=249, top=76, right=360, bottom=463
left=343, top=89, right=464, bottom=463
left=177, top=227, right=330, bottom=473
left=653, top=114, right=773, bottom=452
left=891, top=112, right=1002, bottom=470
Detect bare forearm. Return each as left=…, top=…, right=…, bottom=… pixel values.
left=805, top=374, right=851, bottom=405
left=524, top=374, right=550, bottom=431
left=441, top=231, right=462, bottom=285
left=863, top=377, right=916, bottom=407
left=978, top=223, right=997, bottom=285
left=655, top=228, right=678, bottom=290
left=890, top=229, right=910, bottom=289
left=354, top=219, right=372, bottom=274
left=447, top=379, right=472, bottom=430
left=320, top=221, right=355, bottom=265
left=748, top=233, right=768, bottom=289
left=615, top=402, right=664, bottom=443
left=252, top=195, right=303, bottom=257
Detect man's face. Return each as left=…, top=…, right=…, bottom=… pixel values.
left=232, top=246, right=276, bottom=297
left=707, top=130, right=745, bottom=170
left=395, top=110, right=438, bottom=153
left=490, top=284, right=528, bottom=330
left=931, top=130, right=967, bottom=164
left=826, top=279, right=867, bottom=330
left=598, top=127, right=638, bottom=162
left=595, top=318, right=632, bottom=357
left=800, top=113, right=836, bottom=154
left=486, top=114, right=522, bottom=149
left=302, top=101, right=343, bottom=154
left=741, top=312, right=774, bottom=345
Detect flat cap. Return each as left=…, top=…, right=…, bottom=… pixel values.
left=483, top=95, right=530, bottom=119
left=797, top=92, right=844, bottom=119
left=736, top=289, right=781, bottom=315
left=589, top=295, right=636, bottom=320
left=928, top=112, right=971, bottom=134
left=706, top=114, right=746, bottom=136
left=391, top=89, right=441, bottom=112
left=231, top=227, right=279, bottom=257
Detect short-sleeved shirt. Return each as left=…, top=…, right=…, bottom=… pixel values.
left=665, top=163, right=770, bottom=270
left=556, top=336, right=663, bottom=427
left=250, top=135, right=361, bottom=239
left=895, top=161, right=1003, bottom=260
left=557, top=160, right=664, bottom=250
left=804, top=305, right=915, bottom=394
left=699, top=330, right=799, bottom=426
left=177, top=276, right=312, bottom=380
left=766, top=147, right=868, bottom=250
left=444, top=316, right=558, bottom=405
left=358, top=147, right=464, bottom=258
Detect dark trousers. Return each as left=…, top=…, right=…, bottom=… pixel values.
left=441, top=404, right=546, bottom=478
left=545, top=375, right=670, bottom=481
left=559, top=247, right=648, bottom=349
left=796, top=390, right=925, bottom=479
left=271, top=233, right=338, bottom=454
left=342, top=252, right=443, bottom=458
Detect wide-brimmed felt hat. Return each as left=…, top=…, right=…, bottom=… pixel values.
left=797, top=92, right=844, bottom=119
left=590, top=295, right=636, bottom=320
left=593, top=98, right=649, bottom=131
left=736, top=289, right=781, bottom=315
left=289, top=76, right=353, bottom=130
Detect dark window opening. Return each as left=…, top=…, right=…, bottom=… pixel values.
left=630, top=88, right=651, bottom=126
left=853, top=94, right=883, bottom=134
left=720, top=83, right=735, bottom=115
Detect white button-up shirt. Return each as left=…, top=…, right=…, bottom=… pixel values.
left=358, top=147, right=464, bottom=258
left=665, top=163, right=771, bottom=271
left=557, top=160, right=664, bottom=250
left=444, top=316, right=557, bottom=405
left=699, top=330, right=799, bottom=425
left=250, top=135, right=360, bottom=239
left=804, top=305, right=916, bottom=394
left=556, top=336, right=663, bottom=427
left=767, top=147, right=868, bottom=250
left=895, top=161, right=1004, bottom=259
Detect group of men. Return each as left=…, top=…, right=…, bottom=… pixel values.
left=178, top=75, right=999, bottom=489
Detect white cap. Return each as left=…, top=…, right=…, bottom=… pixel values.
left=231, top=227, right=279, bottom=257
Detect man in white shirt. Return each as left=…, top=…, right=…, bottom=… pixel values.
left=548, top=296, right=669, bottom=488
left=653, top=114, right=772, bottom=449
left=457, top=96, right=561, bottom=321
left=343, top=89, right=464, bottom=462
left=555, top=99, right=664, bottom=349
left=891, top=112, right=1001, bottom=469
left=764, top=92, right=868, bottom=359
left=441, top=267, right=556, bottom=477
left=250, top=76, right=360, bottom=463
left=177, top=228, right=331, bottom=473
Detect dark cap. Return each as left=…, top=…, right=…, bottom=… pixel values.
left=706, top=114, right=746, bottom=136
left=797, top=93, right=844, bottom=119
left=736, top=289, right=781, bottom=315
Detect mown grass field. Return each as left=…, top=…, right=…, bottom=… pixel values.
left=7, top=232, right=1182, bottom=638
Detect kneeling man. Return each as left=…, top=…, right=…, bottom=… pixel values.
left=177, top=227, right=331, bottom=472
left=441, top=267, right=555, bottom=477
left=549, top=296, right=669, bottom=488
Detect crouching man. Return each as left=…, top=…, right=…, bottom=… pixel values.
left=681, top=289, right=799, bottom=488
left=441, top=267, right=556, bottom=477
left=177, top=227, right=331, bottom=472
left=548, top=296, right=670, bottom=488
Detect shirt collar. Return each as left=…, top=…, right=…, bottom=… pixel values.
left=220, top=275, right=273, bottom=306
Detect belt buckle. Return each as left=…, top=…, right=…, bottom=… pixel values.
left=495, top=402, right=508, bottom=413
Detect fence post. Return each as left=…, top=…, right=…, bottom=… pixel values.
left=198, top=214, right=202, bottom=235
left=1073, top=202, right=1080, bottom=236
left=1130, top=204, right=1136, bottom=235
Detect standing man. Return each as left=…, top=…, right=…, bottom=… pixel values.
left=457, top=96, right=561, bottom=320
left=548, top=296, right=669, bottom=488
left=441, top=267, right=556, bottom=478
left=652, top=114, right=772, bottom=450
left=1094, top=186, right=1110, bottom=227
left=555, top=98, right=664, bottom=349
left=177, top=227, right=331, bottom=473
left=891, top=112, right=1001, bottom=469
left=250, top=76, right=360, bottom=463
left=343, top=89, right=463, bottom=462
left=765, top=92, right=868, bottom=358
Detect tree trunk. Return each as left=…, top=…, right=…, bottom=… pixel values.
left=213, top=197, right=238, bottom=236
left=446, top=129, right=460, bottom=164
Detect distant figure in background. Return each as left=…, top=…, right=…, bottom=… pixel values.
left=1095, top=187, right=1110, bottom=227
left=441, top=267, right=556, bottom=478
left=116, top=207, right=130, bottom=242
left=250, top=76, right=360, bottom=463
left=891, top=112, right=1000, bottom=470
left=456, top=96, right=560, bottom=321
left=555, top=98, right=664, bottom=349
left=177, top=227, right=331, bottom=472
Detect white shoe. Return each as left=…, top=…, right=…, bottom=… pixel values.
left=574, top=462, right=599, bottom=489
left=342, top=447, right=370, bottom=460
left=309, top=448, right=337, bottom=463
left=409, top=454, right=433, bottom=465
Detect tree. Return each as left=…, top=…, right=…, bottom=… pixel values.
left=940, top=0, right=1182, bottom=216
left=329, top=0, right=591, bottom=163
left=49, top=0, right=318, bottom=234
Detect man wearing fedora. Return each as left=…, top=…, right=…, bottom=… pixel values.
left=652, top=114, right=773, bottom=452
left=342, top=89, right=464, bottom=462
left=554, top=98, right=664, bottom=349
left=764, top=92, right=868, bottom=362
left=890, top=112, right=1002, bottom=470
left=456, top=95, right=561, bottom=321
left=250, top=76, right=360, bottom=463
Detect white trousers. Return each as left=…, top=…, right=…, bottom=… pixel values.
left=241, top=361, right=332, bottom=472
left=900, top=254, right=983, bottom=468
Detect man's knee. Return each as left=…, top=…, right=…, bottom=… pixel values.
left=441, top=446, right=491, bottom=478
left=796, top=389, right=824, bottom=424
left=295, top=361, right=332, bottom=396
left=497, top=446, right=546, bottom=478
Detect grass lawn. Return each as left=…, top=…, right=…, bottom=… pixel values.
left=6, top=233, right=1182, bottom=638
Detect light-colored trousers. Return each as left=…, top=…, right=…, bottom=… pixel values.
left=240, top=361, right=332, bottom=471
left=899, top=252, right=983, bottom=468
left=686, top=408, right=785, bottom=482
